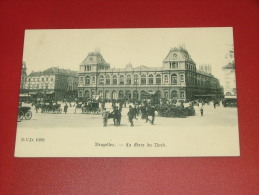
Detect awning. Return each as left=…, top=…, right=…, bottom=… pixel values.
left=45, top=91, right=54, bottom=95
left=19, top=94, right=31, bottom=97
left=29, top=91, right=41, bottom=95
left=224, top=95, right=237, bottom=99
left=193, top=94, right=216, bottom=97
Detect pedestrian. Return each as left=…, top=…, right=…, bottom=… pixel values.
left=102, top=108, right=109, bottom=127
left=134, top=105, right=138, bottom=119
left=116, top=107, right=122, bottom=126
left=149, top=106, right=156, bottom=125
left=128, top=105, right=135, bottom=126
left=64, top=103, right=68, bottom=114
left=200, top=107, right=203, bottom=116
left=113, top=106, right=120, bottom=126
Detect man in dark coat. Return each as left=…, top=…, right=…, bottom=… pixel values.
left=64, top=103, right=68, bottom=114
left=146, top=105, right=155, bottom=124
left=127, top=105, right=135, bottom=126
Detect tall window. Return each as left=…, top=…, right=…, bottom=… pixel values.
left=165, top=92, right=168, bottom=98
left=164, top=75, right=168, bottom=83
left=106, top=75, right=110, bottom=85
left=156, top=74, right=161, bottom=84
left=92, top=76, right=96, bottom=84
left=119, top=75, right=124, bottom=85
left=170, top=62, right=178, bottom=69
left=113, top=75, right=117, bottom=85
left=172, top=90, right=177, bottom=98
left=180, top=75, right=184, bottom=82
left=171, top=74, right=177, bottom=85
left=99, top=75, right=104, bottom=84
left=148, top=74, right=154, bottom=85
left=180, top=91, right=185, bottom=99
left=85, top=75, right=90, bottom=85
left=141, top=74, right=146, bottom=85
left=126, top=75, right=131, bottom=85
left=134, top=75, right=138, bottom=84
left=80, top=77, right=83, bottom=83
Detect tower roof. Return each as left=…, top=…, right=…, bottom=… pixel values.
left=163, top=47, right=195, bottom=64
left=80, top=51, right=109, bottom=66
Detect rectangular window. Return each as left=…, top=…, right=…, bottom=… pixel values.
left=180, top=91, right=185, bottom=99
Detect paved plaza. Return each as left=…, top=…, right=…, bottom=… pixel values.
left=17, top=103, right=238, bottom=129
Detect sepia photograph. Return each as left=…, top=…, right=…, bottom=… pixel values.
left=15, top=28, right=239, bottom=157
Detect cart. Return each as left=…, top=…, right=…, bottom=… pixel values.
left=18, top=106, right=32, bottom=121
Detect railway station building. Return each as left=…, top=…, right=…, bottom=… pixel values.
left=78, top=47, right=221, bottom=101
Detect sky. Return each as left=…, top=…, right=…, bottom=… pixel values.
left=23, top=28, right=234, bottom=83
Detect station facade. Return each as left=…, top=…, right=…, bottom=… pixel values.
left=78, top=47, right=221, bottom=101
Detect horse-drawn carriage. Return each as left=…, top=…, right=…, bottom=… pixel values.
left=18, top=106, right=32, bottom=121
left=82, top=102, right=101, bottom=114
left=156, top=104, right=195, bottom=118
left=40, top=103, right=62, bottom=113
left=222, top=96, right=237, bottom=107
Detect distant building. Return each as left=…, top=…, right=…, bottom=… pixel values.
left=20, top=61, right=27, bottom=91
left=25, top=67, right=79, bottom=101
left=222, top=46, right=236, bottom=96
left=78, top=47, right=221, bottom=101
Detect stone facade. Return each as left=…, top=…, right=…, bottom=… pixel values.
left=78, top=47, right=221, bottom=100
left=25, top=67, right=79, bottom=100
left=222, top=47, right=236, bottom=96
left=222, top=62, right=236, bottom=96
left=20, top=61, right=27, bottom=90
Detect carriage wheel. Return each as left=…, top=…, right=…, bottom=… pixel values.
left=18, top=111, right=24, bottom=121
left=25, top=111, right=32, bottom=120
left=58, top=108, right=62, bottom=114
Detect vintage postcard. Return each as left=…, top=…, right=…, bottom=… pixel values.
left=15, top=28, right=239, bottom=157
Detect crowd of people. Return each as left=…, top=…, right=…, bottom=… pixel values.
left=21, top=96, right=225, bottom=126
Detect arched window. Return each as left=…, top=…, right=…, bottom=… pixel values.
left=171, top=74, right=177, bottom=85
left=85, top=90, right=90, bottom=98
left=141, top=74, right=146, bottom=85
left=134, top=75, right=138, bottom=84
left=148, top=74, right=154, bottom=85
left=119, top=75, right=124, bottom=85
left=105, top=91, right=110, bottom=99
left=99, top=75, right=104, bottom=84
left=125, top=91, right=131, bottom=99
left=164, top=75, right=168, bottom=83
left=106, top=75, right=110, bottom=85
left=85, top=75, right=90, bottom=85
left=80, top=77, right=83, bottom=83
left=112, top=91, right=117, bottom=99
left=171, top=90, right=177, bottom=99
left=126, top=75, right=131, bottom=85
left=113, top=75, right=117, bottom=85
left=119, top=91, right=124, bottom=99
left=91, top=76, right=96, bottom=84
left=165, top=91, right=168, bottom=98
left=156, top=74, right=161, bottom=84
left=133, top=90, right=138, bottom=99
left=98, top=91, right=103, bottom=97
left=180, top=75, right=184, bottom=82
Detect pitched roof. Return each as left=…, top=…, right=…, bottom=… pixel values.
left=80, top=51, right=109, bottom=66
left=163, top=47, right=195, bottom=64
left=28, top=67, right=78, bottom=77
